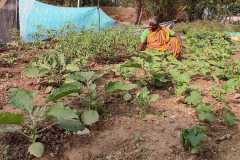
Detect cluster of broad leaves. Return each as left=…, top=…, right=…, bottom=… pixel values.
left=50, top=71, right=103, bottom=110
left=185, top=90, right=215, bottom=123
left=136, top=87, right=159, bottom=109
left=0, top=86, right=99, bottom=158
left=23, top=27, right=140, bottom=79
left=181, top=125, right=207, bottom=154
left=117, top=31, right=237, bottom=99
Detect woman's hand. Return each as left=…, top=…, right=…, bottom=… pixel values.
left=139, top=42, right=147, bottom=51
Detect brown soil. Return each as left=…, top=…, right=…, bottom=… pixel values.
left=0, top=0, right=7, bottom=9
left=0, top=48, right=240, bottom=160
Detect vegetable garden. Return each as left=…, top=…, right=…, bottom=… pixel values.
left=0, top=22, right=240, bottom=160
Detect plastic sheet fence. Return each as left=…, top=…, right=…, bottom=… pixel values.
left=0, top=0, right=18, bottom=43
left=19, top=0, right=116, bottom=42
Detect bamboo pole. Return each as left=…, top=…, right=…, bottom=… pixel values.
left=97, top=0, right=100, bottom=31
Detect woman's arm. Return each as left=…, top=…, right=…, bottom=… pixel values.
left=139, top=30, right=149, bottom=51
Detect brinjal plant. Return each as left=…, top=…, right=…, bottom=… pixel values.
left=0, top=87, right=99, bottom=158
left=136, top=87, right=159, bottom=117
left=181, top=125, right=207, bottom=154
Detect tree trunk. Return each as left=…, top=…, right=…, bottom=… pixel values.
left=135, top=0, right=143, bottom=25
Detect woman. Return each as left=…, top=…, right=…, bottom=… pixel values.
left=139, top=17, right=182, bottom=58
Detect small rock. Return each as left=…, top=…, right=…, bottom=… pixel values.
left=45, top=86, right=53, bottom=94
left=26, top=80, right=34, bottom=85
left=143, top=114, right=159, bottom=122
left=50, top=153, right=55, bottom=157
left=35, top=85, right=41, bottom=90
left=233, top=93, right=240, bottom=99
left=216, top=134, right=232, bottom=143
left=231, top=147, right=237, bottom=152
left=176, top=96, right=185, bottom=103
left=76, top=128, right=90, bottom=136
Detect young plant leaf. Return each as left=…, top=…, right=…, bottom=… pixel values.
left=47, top=103, right=79, bottom=121
left=0, top=112, right=24, bottom=125
left=0, top=125, right=22, bottom=133
left=66, top=64, right=80, bottom=72
left=81, top=110, right=99, bottom=126
left=9, top=88, right=35, bottom=113
left=58, top=119, right=84, bottom=132
left=185, top=90, right=202, bottom=107
left=136, top=87, right=159, bottom=108
left=198, top=112, right=215, bottom=123
left=223, top=109, right=238, bottom=126
left=123, top=93, right=132, bottom=101
left=47, top=103, right=83, bottom=131
left=47, top=82, right=82, bottom=101
left=28, top=142, right=44, bottom=158
left=176, top=84, right=189, bottom=96
left=153, top=73, right=169, bottom=88
left=170, top=69, right=191, bottom=84
left=70, top=71, right=101, bottom=84
left=181, top=125, right=207, bottom=154
left=196, top=104, right=215, bottom=123
left=222, top=79, right=240, bottom=94
left=105, top=81, right=138, bottom=93
left=23, top=65, right=49, bottom=78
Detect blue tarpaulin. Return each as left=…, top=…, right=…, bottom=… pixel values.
left=19, top=0, right=116, bottom=42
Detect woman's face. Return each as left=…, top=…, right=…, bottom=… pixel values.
left=149, top=22, right=158, bottom=31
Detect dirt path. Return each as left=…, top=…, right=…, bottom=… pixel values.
left=61, top=97, right=197, bottom=160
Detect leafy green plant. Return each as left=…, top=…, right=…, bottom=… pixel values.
left=223, top=108, right=238, bottom=127
left=105, top=81, right=138, bottom=93
left=105, top=81, right=138, bottom=102
left=211, top=85, right=226, bottom=102
left=116, top=56, right=145, bottom=79
left=196, top=103, right=215, bottom=123
left=185, top=90, right=203, bottom=107
left=0, top=88, right=98, bottom=158
left=47, top=71, right=102, bottom=128
left=181, top=125, right=207, bottom=154
left=64, top=71, right=103, bottom=109
left=24, top=27, right=140, bottom=80
left=49, top=71, right=100, bottom=99
left=136, top=87, right=159, bottom=116
left=1, top=89, right=45, bottom=157
left=117, top=65, right=139, bottom=80
left=0, top=112, right=24, bottom=125
left=47, top=102, right=85, bottom=132
left=170, top=69, right=191, bottom=96
left=211, top=78, right=240, bottom=102
left=47, top=82, right=82, bottom=101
